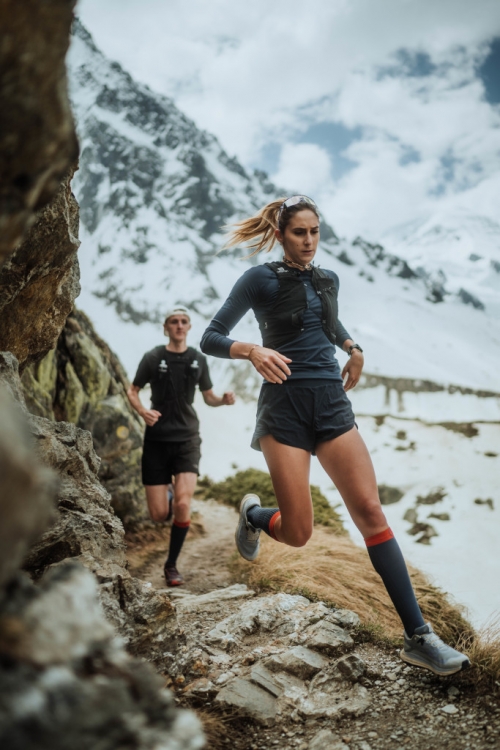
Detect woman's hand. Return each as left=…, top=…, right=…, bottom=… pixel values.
left=341, top=350, right=364, bottom=391
left=249, top=345, right=292, bottom=384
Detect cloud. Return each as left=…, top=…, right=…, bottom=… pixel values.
left=271, top=143, right=333, bottom=198
left=77, top=0, right=500, bottom=237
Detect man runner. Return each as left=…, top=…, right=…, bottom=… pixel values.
left=127, top=306, right=235, bottom=586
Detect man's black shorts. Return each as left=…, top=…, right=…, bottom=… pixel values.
left=141, top=436, right=201, bottom=485
left=251, top=379, right=355, bottom=454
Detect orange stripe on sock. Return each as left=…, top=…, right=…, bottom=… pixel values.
left=268, top=511, right=281, bottom=541
left=173, top=520, right=191, bottom=528
left=365, top=527, right=394, bottom=547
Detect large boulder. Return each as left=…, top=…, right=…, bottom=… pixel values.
left=1, top=354, right=176, bottom=664
left=0, top=564, right=203, bottom=750
left=0, top=358, right=55, bottom=589
left=0, top=356, right=204, bottom=749
left=0, top=0, right=79, bottom=265
left=21, top=309, right=148, bottom=525
left=0, top=169, right=81, bottom=370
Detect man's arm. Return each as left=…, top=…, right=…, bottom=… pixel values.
left=126, top=384, right=162, bottom=426
left=201, top=389, right=236, bottom=407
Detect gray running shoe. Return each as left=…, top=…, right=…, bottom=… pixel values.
left=235, top=494, right=261, bottom=561
left=400, top=623, right=470, bottom=676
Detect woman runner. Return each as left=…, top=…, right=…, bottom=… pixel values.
left=201, top=195, right=469, bottom=676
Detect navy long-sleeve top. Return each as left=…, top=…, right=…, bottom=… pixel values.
left=200, top=264, right=352, bottom=382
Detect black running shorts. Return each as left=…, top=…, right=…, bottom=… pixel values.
left=251, top=379, right=355, bottom=454
left=141, top=436, right=201, bottom=485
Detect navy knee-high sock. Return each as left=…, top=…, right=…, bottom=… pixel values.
left=365, top=528, right=425, bottom=636
left=247, top=506, right=281, bottom=539
left=166, top=520, right=190, bottom=566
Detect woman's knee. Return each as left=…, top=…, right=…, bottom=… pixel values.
left=281, top=524, right=313, bottom=548
left=356, top=499, right=387, bottom=530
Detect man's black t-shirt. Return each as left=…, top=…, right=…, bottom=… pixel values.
left=133, top=346, right=213, bottom=442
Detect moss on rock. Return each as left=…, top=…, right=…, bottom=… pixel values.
left=65, top=329, right=111, bottom=403
left=20, top=309, right=148, bottom=526
left=35, top=348, right=58, bottom=401
left=62, top=359, right=88, bottom=424
left=20, top=365, right=55, bottom=419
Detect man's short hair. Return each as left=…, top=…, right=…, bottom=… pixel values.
left=164, top=306, right=191, bottom=324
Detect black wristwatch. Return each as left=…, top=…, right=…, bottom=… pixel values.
left=347, top=343, right=363, bottom=356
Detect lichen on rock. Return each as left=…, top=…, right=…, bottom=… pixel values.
left=22, top=309, right=148, bottom=525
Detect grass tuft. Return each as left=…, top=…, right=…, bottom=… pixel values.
left=457, top=618, right=500, bottom=691
left=198, top=469, right=500, bottom=691
left=230, top=530, right=472, bottom=642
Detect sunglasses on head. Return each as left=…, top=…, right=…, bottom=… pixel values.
left=279, top=195, right=317, bottom=216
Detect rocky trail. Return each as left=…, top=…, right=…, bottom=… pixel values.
left=126, top=500, right=499, bottom=750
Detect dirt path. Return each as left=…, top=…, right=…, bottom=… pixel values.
left=126, top=500, right=499, bottom=750
left=127, top=499, right=238, bottom=593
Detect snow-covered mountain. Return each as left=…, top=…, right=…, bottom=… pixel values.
left=67, top=20, right=500, bottom=626
left=382, top=211, right=500, bottom=317
left=68, top=20, right=500, bottom=395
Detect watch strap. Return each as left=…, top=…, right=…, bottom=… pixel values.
left=348, top=343, right=363, bottom=356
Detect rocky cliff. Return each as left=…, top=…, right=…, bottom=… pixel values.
left=0, top=6, right=203, bottom=748
left=21, top=308, right=148, bottom=525
left=0, top=0, right=79, bottom=265
left=0, top=168, right=81, bottom=369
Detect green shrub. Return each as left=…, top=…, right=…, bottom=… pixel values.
left=197, top=468, right=346, bottom=535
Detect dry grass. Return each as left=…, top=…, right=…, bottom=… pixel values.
left=196, top=709, right=229, bottom=750
left=231, top=530, right=500, bottom=690
left=457, top=618, right=500, bottom=691
left=231, top=527, right=472, bottom=646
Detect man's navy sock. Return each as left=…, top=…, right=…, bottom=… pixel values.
left=365, top=528, right=425, bottom=636
left=247, top=506, right=280, bottom=539
left=166, top=520, right=190, bottom=566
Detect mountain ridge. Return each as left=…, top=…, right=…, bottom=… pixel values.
left=68, top=19, right=500, bottom=393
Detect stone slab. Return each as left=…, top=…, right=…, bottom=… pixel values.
left=250, top=662, right=305, bottom=698
left=336, top=653, right=366, bottom=681
left=303, top=620, right=354, bottom=654
left=215, top=677, right=277, bottom=725
left=266, top=646, right=329, bottom=680
left=298, top=682, right=370, bottom=719
left=329, top=608, right=361, bottom=628
left=310, top=729, right=350, bottom=750
left=173, top=584, right=255, bottom=610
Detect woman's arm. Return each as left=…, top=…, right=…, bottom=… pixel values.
left=201, top=266, right=292, bottom=383
left=200, top=267, right=262, bottom=358
left=340, top=338, right=364, bottom=391
left=327, top=271, right=363, bottom=391
left=230, top=341, right=291, bottom=384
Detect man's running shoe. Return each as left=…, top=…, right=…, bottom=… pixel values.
left=164, top=563, right=184, bottom=586
left=235, top=494, right=261, bottom=561
left=400, top=623, right=470, bottom=675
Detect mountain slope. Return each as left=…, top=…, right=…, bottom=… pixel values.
left=68, top=19, right=500, bottom=394
left=67, top=19, right=500, bottom=628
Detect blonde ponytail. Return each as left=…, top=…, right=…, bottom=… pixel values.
left=222, top=198, right=286, bottom=256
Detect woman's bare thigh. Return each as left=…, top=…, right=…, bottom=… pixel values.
left=315, top=427, right=388, bottom=538
left=259, top=435, right=313, bottom=546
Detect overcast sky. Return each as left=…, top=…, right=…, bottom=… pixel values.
left=77, top=0, right=500, bottom=239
